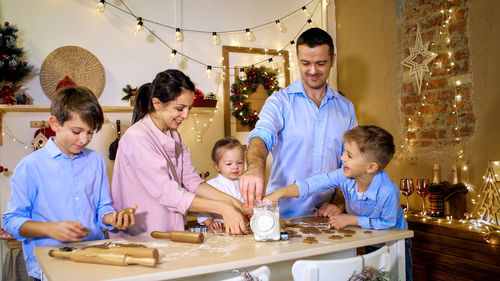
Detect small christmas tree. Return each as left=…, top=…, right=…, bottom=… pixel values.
left=475, top=162, right=500, bottom=228
left=0, top=21, right=33, bottom=104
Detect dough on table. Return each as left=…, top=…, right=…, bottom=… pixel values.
left=302, top=237, right=318, bottom=244
left=363, top=230, right=372, bottom=234
left=343, top=234, right=353, bottom=238
left=301, top=216, right=329, bottom=224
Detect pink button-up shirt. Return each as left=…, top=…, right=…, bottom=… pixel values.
left=109, top=114, right=203, bottom=237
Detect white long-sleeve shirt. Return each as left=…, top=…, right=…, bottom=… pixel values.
left=197, top=174, right=243, bottom=224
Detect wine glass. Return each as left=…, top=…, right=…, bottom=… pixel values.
left=399, top=179, right=414, bottom=213
left=416, top=179, right=430, bottom=216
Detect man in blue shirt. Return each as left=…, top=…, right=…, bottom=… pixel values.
left=239, top=28, right=357, bottom=217
left=2, top=87, right=136, bottom=280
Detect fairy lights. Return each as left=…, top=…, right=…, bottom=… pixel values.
left=97, top=0, right=105, bottom=12
left=212, top=32, right=221, bottom=45
left=275, top=20, right=286, bottom=33
left=398, top=1, right=472, bottom=174
left=168, top=50, right=177, bottom=63
left=245, top=28, right=256, bottom=42
left=175, top=28, right=183, bottom=41
left=134, top=17, right=143, bottom=34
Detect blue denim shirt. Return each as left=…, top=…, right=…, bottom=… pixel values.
left=296, top=169, right=407, bottom=230
left=249, top=78, right=357, bottom=217
left=2, top=138, right=115, bottom=279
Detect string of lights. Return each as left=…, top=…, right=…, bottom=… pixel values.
left=399, top=1, right=470, bottom=177
left=95, top=0, right=322, bottom=72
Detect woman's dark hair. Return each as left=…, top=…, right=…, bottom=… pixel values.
left=132, top=69, right=195, bottom=124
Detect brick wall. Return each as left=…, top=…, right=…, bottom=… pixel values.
left=399, top=0, right=475, bottom=149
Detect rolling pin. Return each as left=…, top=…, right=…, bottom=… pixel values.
left=49, top=249, right=157, bottom=267
left=151, top=231, right=204, bottom=244
left=83, top=247, right=159, bottom=260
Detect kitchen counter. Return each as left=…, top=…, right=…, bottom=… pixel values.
left=35, top=227, right=413, bottom=281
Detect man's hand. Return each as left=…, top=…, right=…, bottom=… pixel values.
left=239, top=166, right=265, bottom=208
left=315, top=202, right=342, bottom=217
left=46, top=221, right=86, bottom=242
left=328, top=214, right=358, bottom=229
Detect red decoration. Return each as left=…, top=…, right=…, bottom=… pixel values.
left=0, top=86, right=16, bottom=105
left=194, top=88, right=205, bottom=100
left=56, top=76, right=76, bottom=90
left=4, top=22, right=8, bottom=26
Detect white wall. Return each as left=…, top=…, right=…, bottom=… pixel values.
left=0, top=0, right=329, bottom=273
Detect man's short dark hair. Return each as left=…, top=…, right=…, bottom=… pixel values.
left=343, top=125, right=395, bottom=171
left=50, top=86, right=104, bottom=132
left=296, top=27, right=335, bottom=57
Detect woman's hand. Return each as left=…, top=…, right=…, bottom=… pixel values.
left=220, top=202, right=248, bottom=235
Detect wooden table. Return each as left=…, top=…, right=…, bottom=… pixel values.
left=35, top=227, right=413, bottom=281
left=407, top=215, right=500, bottom=281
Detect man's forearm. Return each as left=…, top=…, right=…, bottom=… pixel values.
left=246, top=137, right=268, bottom=171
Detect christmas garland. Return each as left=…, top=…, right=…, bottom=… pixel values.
left=121, top=84, right=137, bottom=101
left=230, top=66, right=280, bottom=130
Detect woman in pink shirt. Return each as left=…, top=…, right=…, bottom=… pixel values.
left=109, top=69, right=248, bottom=237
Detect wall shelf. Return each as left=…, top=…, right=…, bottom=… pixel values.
left=0, top=105, right=216, bottom=145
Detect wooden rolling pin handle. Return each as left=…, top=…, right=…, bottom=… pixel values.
left=151, top=231, right=171, bottom=239
left=151, top=231, right=204, bottom=244
left=124, top=255, right=157, bottom=267
left=49, top=250, right=71, bottom=259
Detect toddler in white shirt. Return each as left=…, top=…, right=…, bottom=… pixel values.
left=197, top=137, right=245, bottom=230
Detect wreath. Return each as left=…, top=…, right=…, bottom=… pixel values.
left=230, top=66, right=280, bottom=130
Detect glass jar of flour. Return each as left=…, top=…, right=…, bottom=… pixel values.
left=250, top=200, right=280, bottom=241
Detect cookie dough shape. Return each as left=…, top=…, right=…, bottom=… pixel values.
left=337, top=229, right=356, bottom=235
left=302, top=237, right=318, bottom=244
left=328, top=235, right=343, bottom=240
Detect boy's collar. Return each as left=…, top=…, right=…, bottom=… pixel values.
left=351, top=172, right=383, bottom=200
left=46, top=137, right=87, bottom=158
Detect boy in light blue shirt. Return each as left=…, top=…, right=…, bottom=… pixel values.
left=2, top=87, right=136, bottom=280
left=265, top=125, right=412, bottom=280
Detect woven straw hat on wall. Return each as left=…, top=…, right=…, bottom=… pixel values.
left=40, top=46, right=105, bottom=99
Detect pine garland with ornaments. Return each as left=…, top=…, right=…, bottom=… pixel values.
left=230, top=66, right=280, bottom=130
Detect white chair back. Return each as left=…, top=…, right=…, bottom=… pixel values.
left=292, top=255, right=363, bottom=281
left=361, top=245, right=390, bottom=271
left=221, top=265, right=271, bottom=281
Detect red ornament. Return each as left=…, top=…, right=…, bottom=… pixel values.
left=0, top=166, right=4, bottom=173
left=23, top=61, right=27, bottom=66
left=4, top=22, right=9, bottom=26
left=12, top=67, right=16, bottom=71
left=3, top=168, right=7, bottom=172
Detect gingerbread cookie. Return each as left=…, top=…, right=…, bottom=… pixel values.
left=300, top=227, right=321, bottom=234
left=328, top=235, right=343, bottom=240
left=302, top=237, right=318, bottom=244
left=337, top=229, right=356, bottom=235
left=363, top=230, right=372, bottom=234
left=343, top=234, right=353, bottom=238
left=322, top=228, right=336, bottom=233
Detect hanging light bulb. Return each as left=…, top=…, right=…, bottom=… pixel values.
left=212, top=32, right=221, bottom=45
left=134, top=17, right=144, bottom=34
left=307, top=19, right=316, bottom=28
left=239, top=67, right=246, bottom=79
left=97, top=0, right=105, bottom=12
left=175, top=28, right=184, bottom=41
left=168, top=50, right=177, bottom=63
left=275, top=20, right=286, bottom=33
left=302, top=6, right=311, bottom=17
left=246, top=28, right=255, bottom=42
left=206, top=65, right=212, bottom=79
left=269, top=58, right=276, bottom=70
